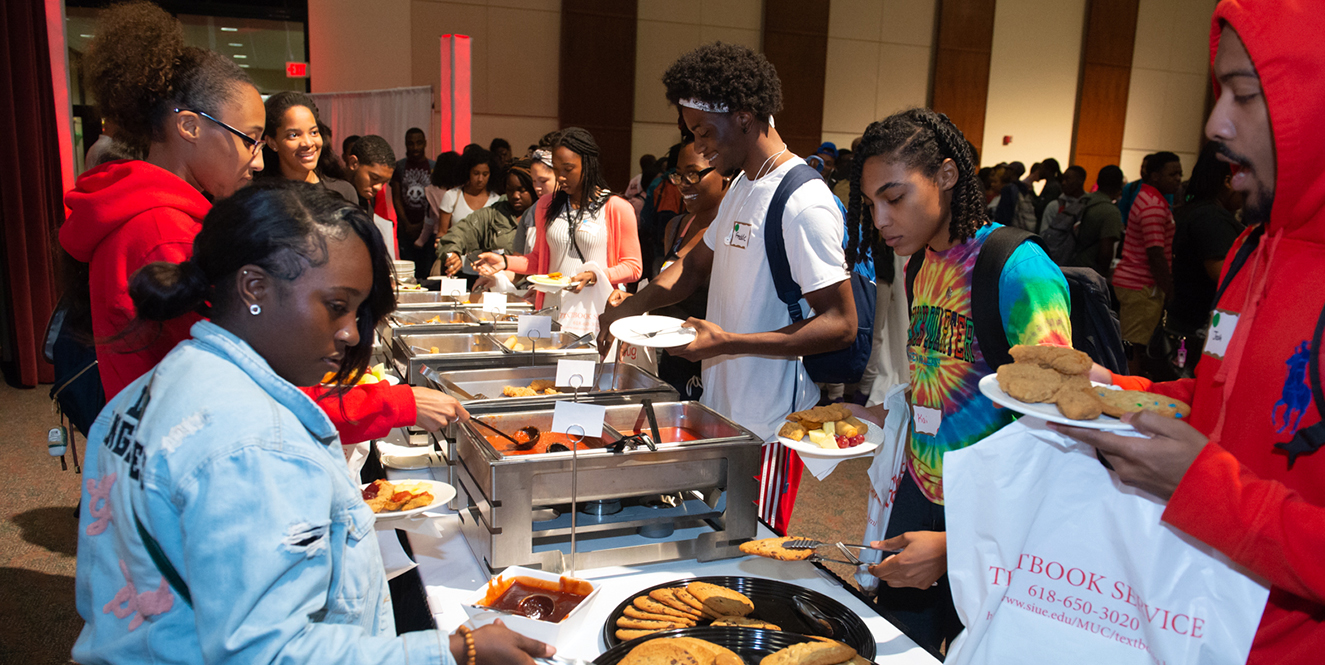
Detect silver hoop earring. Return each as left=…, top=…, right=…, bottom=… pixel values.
left=249, top=303, right=261, bottom=316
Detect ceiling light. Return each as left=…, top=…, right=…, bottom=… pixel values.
left=221, top=27, right=238, bottom=32
left=80, top=34, right=93, bottom=38
left=238, top=64, right=250, bottom=68
left=228, top=42, right=243, bottom=47
left=233, top=54, right=247, bottom=59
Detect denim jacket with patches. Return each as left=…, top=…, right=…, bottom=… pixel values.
left=73, top=320, right=452, bottom=664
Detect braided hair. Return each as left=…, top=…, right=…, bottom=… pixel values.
left=846, top=108, right=988, bottom=268
left=548, top=127, right=614, bottom=223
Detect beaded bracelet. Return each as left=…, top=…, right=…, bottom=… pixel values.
left=456, top=625, right=477, bottom=665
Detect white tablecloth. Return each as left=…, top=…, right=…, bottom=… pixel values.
left=382, top=464, right=939, bottom=664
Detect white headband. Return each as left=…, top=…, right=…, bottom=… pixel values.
left=532, top=149, right=553, bottom=168
left=677, top=97, right=775, bottom=128
left=678, top=97, right=730, bottom=113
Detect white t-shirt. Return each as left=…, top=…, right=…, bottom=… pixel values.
left=700, top=156, right=849, bottom=441
left=439, top=187, right=499, bottom=224
left=543, top=203, right=610, bottom=309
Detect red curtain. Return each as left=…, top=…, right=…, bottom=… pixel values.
left=0, top=0, right=63, bottom=386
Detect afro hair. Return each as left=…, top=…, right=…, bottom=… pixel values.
left=662, top=42, right=783, bottom=120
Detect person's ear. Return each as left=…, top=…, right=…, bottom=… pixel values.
left=236, top=265, right=275, bottom=313
left=345, top=154, right=360, bottom=171
left=735, top=110, right=754, bottom=135
left=936, top=158, right=960, bottom=192
left=1223, top=174, right=1233, bottom=191
left=175, top=110, right=203, bottom=145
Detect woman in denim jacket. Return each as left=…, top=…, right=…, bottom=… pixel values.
left=73, top=182, right=551, bottom=664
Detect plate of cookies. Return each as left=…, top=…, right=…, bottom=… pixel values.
left=596, top=627, right=868, bottom=665
left=978, top=344, right=1192, bottom=430
left=777, top=404, right=881, bottom=458
left=602, top=576, right=874, bottom=659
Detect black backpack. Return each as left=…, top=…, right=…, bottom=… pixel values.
left=45, top=297, right=106, bottom=438
left=905, top=225, right=1128, bottom=373
left=765, top=164, right=876, bottom=384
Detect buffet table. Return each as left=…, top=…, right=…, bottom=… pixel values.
left=383, top=463, right=941, bottom=664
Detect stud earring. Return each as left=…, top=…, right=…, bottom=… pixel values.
left=249, top=303, right=261, bottom=316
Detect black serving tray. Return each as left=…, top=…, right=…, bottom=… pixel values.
left=599, top=576, right=875, bottom=660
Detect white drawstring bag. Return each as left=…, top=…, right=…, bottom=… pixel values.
left=558, top=262, right=612, bottom=336
left=854, top=382, right=912, bottom=592
left=943, top=419, right=1270, bottom=665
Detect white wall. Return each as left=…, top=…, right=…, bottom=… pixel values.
left=822, top=0, right=937, bottom=149
left=980, top=0, right=1087, bottom=169
left=631, top=0, right=763, bottom=176
left=1119, top=0, right=1217, bottom=181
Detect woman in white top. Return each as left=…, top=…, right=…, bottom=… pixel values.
left=417, top=148, right=499, bottom=249
left=475, top=127, right=642, bottom=310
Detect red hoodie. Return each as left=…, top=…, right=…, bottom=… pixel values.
left=1108, top=2, right=1325, bottom=661
left=61, top=160, right=415, bottom=443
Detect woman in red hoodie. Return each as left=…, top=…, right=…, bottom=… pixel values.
left=60, top=2, right=459, bottom=441
left=1062, top=2, right=1325, bottom=660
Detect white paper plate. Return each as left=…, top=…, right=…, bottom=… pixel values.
left=978, top=374, right=1135, bottom=431
left=779, top=418, right=884, bottom=458
left=528, top=274, right=571, bottom=288
left=361, top=479, right=455, bottom=520
left=610, top=315, right=698, bottom=348
left=377, top=441, right=447, bottom=470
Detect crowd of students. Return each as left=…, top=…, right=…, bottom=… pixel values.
left=59, top=0, right=1324, bottom=663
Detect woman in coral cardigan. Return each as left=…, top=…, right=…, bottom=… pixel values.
left=475, top=127, right=642, bottom=314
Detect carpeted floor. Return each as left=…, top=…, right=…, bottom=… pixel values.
left=0, top=381, right=878, bottom=663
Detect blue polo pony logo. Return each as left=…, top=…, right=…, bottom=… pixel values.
left=1273, top=341, right=1313, bottom=435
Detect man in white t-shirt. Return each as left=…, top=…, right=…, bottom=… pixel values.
left=598, top=42, right=855, bottom=532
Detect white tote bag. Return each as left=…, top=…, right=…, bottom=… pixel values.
left=557, top=262, right=612, bottom=336
left=943, top=419, right=1270, bottom=665
left=853, top=382, right=912, bottom=592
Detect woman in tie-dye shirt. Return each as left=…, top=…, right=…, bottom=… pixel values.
left=845, top=108, right=1071, bottom=652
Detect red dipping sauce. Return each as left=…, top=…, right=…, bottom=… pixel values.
left=485, top=432, right=607, bottom=456
left=632, top=426, right=704, bottom=442
left=476, top=576, right=593, bottom=622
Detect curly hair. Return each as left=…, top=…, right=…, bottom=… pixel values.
left=662, top=42, right=783, bottom=120
left=846, top=108, right=988, bottom=266
left=85, top=1, right=253, bottom=154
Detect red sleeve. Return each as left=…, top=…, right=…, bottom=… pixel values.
left=604, top=197, right=642, bottom=285
left=1164, top=443, right=1325, bottom=604
left=1107, top=372, right=1196, bottom=404
left=301, top=383, right=418, bottom=444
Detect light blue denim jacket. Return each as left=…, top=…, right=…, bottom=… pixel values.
left=73, top=320, right=454, bottom=664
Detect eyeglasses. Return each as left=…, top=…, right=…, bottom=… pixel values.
left=174, top=108, right=263, bottom=155
left=668, top=167, right=716, bottom=186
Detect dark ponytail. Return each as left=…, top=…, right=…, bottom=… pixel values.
left=128, top=181, right=396, bottom=387
left=847, top=108, right=988, bottom=268
left=128, top=261, right=210, bottom=322
left=85, top=1, right=254, bottom=154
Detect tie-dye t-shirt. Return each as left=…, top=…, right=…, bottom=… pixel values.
left=906, top=223, right=1071, bottom=504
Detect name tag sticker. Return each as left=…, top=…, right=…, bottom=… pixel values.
left=1204, top=310, right=1240, bottom=359
left=726, top=222, right=750, bottom=249
left=913, top=405, right=942, bottom=436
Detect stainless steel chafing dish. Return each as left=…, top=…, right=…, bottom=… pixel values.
left=451, top=401, right=761, bottom=573
left=430, top=363, right=678, bottom=415
left=380, top=309, right=488, bottom=346
left=395, top=290, right=465, bottom=309
left=394, top=331, right=598, bottom=383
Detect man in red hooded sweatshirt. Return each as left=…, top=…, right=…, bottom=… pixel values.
left=1061, top=1, right=1325, bottom=661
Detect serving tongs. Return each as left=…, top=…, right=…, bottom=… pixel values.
left=784, top=538, right=900, bottom=557
left=611, top=399, right=661, bottom=453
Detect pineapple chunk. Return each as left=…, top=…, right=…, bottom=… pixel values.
left=822, top=421, right=836, bottom=436
left=807, top=429, right=835, bottom=448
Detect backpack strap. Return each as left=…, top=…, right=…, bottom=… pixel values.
left=971, top=226, right=1046, bottom=369
left=764, top=164, right=833, bottom=324
left=1211, top=223, right=1266, bottom=309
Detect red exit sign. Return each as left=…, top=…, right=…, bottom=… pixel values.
left=286, top=62, right=308, bottom=78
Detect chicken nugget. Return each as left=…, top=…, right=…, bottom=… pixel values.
left=1054, top=388, right=1103, bottom=420
left=1009, top=344, right=1093, bottom=376
left=778, top=420, right=807, bottom=441
left=996, top=363, right=1062, bottom=403
left=529, top=379, right=556, bottom=392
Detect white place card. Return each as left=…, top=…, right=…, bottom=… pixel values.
left=439, top=277, right=468, bottom=298
left=518, top=315, right=553, bottom=339
left=555, top=359, right=597, bottom=390
left=481, top=291, right=507, bottom=314
left=551, top=400, right=606, bottom=439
